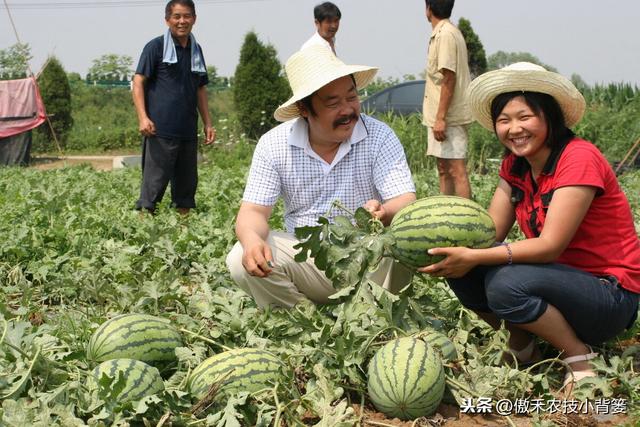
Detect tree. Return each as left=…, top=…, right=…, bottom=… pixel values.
left=207, top=65, right=228, bottom=89
left=0, top=42, right=32, bottom=78
left=37, top=56, right=73, bottom=144
left=233, top=31, right=290, bottom=139
left=570, top=73, right=589, bottom=93
left=88, top=53, right=133, bottom=80
left=458, top=18, right=487, bottom=78
left=487, top=51, right=557, bottom=72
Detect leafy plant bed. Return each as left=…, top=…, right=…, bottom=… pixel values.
left=0, top=147, right=639, bottom=425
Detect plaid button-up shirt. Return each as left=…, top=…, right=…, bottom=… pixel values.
left=243, top=114, right=416, bottom=233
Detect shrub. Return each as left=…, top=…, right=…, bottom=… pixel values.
left=37, top=56, right=73, bottom=146
left=233, top=31, right=290, bottom=140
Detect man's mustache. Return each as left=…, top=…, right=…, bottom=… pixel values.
left=333, top=113, right=358, bottom=128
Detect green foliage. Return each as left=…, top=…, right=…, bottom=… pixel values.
left=207, top=64, right=229, bottom=91
left=0, top=42, right=32, bottom=78
left=87, top=53, right=133, bottom=80
left=458, top=17, right=487, bottom=78
left=0, top=149, right=638, bottom=424
left=36, top=56, right=73, bottom=145
left=487, top=50, right=557, bottom=72
left=233, top=32, right=290, bottom=140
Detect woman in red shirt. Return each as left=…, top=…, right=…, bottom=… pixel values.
left=419, top=62, right=640, bottom=392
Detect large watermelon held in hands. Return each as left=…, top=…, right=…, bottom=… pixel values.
left=188, top=348, right=284, bottom=401
left=89, top=358, right=165, bottom=403
left=367, top=337, right=445, bottom=420
left=389, top=196, right=496, bottom=268
left=86, top=313, right=182, bottom=366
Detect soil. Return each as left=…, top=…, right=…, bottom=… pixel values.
left=30, top=155, right=116, bottom=171
left=356, top=403, right=632, bottom=426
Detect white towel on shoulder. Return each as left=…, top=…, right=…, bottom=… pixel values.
left=162, top=29, right=206, bottom=74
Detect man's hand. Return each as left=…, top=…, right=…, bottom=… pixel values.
left=203, top=125, right=216, bottom=145
left=139, top=117, right=156, bottom=137
left=363, top=199, right=386, bottom=222
left=433, top=117, right=447, bottom=142
left=241, top=238, right=274, bottom=278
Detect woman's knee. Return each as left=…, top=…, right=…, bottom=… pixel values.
left=484, top=267, right=544, bottom=321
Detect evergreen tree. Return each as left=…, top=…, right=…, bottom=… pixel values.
left=37, top=56, right=73, bottom=144
left=458, top=18, right=487, bottom=78
left=233, top=32, right=290, bottom=139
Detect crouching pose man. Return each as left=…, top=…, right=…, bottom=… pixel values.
left=226, top=46, right=417, bottom=308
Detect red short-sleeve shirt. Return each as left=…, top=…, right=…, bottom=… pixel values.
left=499, top=137, right=640, bottom=293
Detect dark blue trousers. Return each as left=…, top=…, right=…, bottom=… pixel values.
left=135, top=136, right=198, bottom=211
left=447, top=263, right=639, bottom=345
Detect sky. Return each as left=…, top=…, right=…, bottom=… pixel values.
left=1, top=0, right=640, bottom=86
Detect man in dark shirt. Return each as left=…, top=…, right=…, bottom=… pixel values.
left=133, top=0, right=215, bottom=214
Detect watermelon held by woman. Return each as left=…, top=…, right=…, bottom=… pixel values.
left=389, top=196, right=496, bottom=268
left=86, top=313, right=183, bottom=367
left=367, top=337, right=446, bottom=420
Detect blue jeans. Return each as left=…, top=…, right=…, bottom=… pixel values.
left=447, top=263, right=639, bottom=345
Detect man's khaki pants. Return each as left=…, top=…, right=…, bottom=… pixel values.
left=226, top=231, right=414, bottom=308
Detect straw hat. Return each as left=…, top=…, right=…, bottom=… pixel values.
left=467, top=62, right=586, bottom=131
left=274, top=45, right=378, bottom=122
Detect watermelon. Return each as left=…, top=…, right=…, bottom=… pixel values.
left=188, top=348, right=283, bottom=401
left=367, top=337, right=445, bottom=420
left=89, top=358, right=164, bottom=403
left=417, top=329, right=457, bottom=362
left=389, top=196, right=496, bottom=268
left=86, top=313, right=182, bottom=366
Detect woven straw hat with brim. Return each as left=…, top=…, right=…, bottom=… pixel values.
left=274, top=45, right=379, bottom=122
left=467, top=62, right=586, bottom=131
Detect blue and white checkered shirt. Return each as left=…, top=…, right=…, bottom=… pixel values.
left=243, top=114, right=416, bottom=233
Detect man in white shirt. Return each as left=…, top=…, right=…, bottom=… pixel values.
left=226, top=46, right=417, bottom=308
left=300, top=2, right=341, bottom=55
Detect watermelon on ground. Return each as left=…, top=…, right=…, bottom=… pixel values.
left=89, top=358, right=165, bottom=403
left=86, top=313, right=182, bottom=366
left=188, top=348, right=284, bottom=401
left=367, top=337, right=445, bottom=420
left=417, top=329, right=458, bottom=362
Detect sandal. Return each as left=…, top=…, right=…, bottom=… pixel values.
left=506, top=338, right=542, bottom=366
left=562, top=345, right=598, bottom=390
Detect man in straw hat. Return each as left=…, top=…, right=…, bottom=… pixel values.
left=422, top=0, right=472, bottom=199
left=226, top=45, right=417, bottom=308
left=419, top=62, right=640, bottom=393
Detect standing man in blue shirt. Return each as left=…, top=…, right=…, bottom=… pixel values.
left=133, top=0, right=215, bottom=214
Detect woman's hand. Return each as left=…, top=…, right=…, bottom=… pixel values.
left=417, top=246, right=476, bottom=278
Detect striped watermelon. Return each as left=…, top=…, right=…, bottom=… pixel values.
left=417, top=329, right=457, bottom=362
left=367, top=337, right=445, bottom=420
left=86, top=313, right=182, bottom=366
left=389, top=196, right=496, bottom=268
left=90, top=358, right=165, bottom=403
left=188, top=348, right=283, bottom=400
